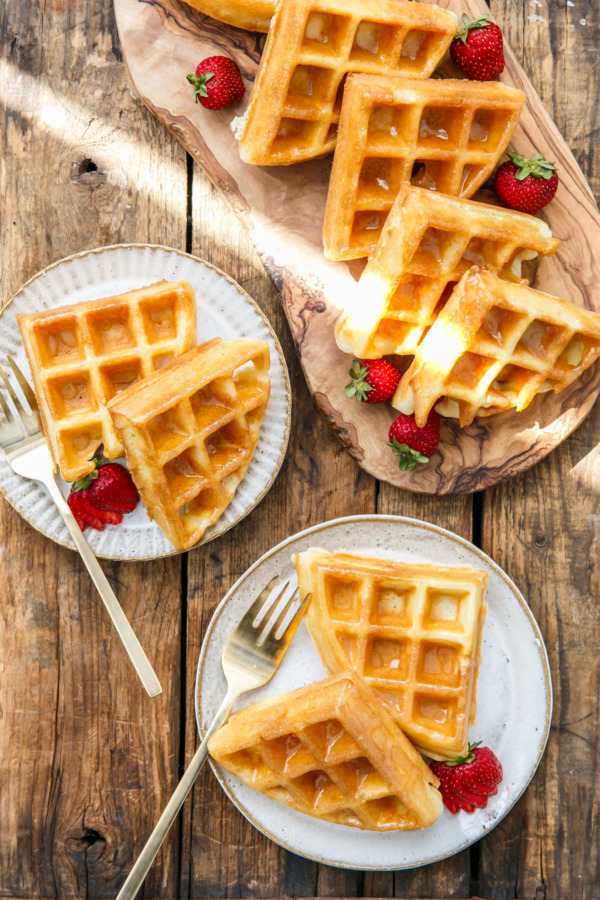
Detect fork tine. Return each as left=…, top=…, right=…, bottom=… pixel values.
left=261, top=591, right=311, bottom=656
left=241, top=575, right=284, bottom=628
left=265, top=587, right=300, bottom=640
left=8, top=356, right=38, bottom=410
left=0, top=367, right=26, bottom=434
left=0, top=364, right=39, bottom=434
left=0, top=381, right=15, bottom=425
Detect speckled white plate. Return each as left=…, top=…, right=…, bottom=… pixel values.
left=195, top=515, right=552, bottom=870
left=0, top=244, right=291, bottom=560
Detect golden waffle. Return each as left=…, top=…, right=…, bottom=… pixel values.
left=294, top=549, right=487, bottom=760
left=335, top=184, right=560, bottom=357
left=395, top=266, right=600, bottom=426
left=108, top=337, right=270, bottom=551
left=17, top=281, right=197, bottom=482
left=180, top=0, right=273, bottom=32
left=208, top=671, right=443, bottom=830
left=235, top=0, right=456, bottom=165
left=323, top=74, right=526, bottom=260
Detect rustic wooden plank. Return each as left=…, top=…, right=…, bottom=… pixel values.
left=478, top=4, right=600, bottom=899
left=0, top=1, right=188, bottom=896
left=184, top=169, right=377, bottom=898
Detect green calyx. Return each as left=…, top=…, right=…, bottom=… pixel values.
left=71, top=456, right=103, bottom=492
left=345, top=359, right=373, bottom=402
left=447, top=740, right=482, bottom=767
left=387, top=437, right=429, bottom=471
left=455, top=12, right=491, bottom=43
left=507, top=151, right=557, bottom=181
left=186, top=71, right=214, bottom=102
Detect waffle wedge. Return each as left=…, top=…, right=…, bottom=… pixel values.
left=108, top=337, right=270, bottom=551
left=394, top=266, right=600, bottom=426
left=208, top=671, right=443, bottom=830
left=294, top=549, right=487, bottom=760
left=180, top=0, right=274, bottom=32
left=234, top=0, right=456, bottom=165
left=335, top=185, right=560, bottom=357
left=323, top=74, right=525, bottom=260
left=17, top=281, right=196, bottom=482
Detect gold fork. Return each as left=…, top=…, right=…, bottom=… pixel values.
left=116, top=575, right=311, bottom=900
left=0, top=355, right=161, bottom=697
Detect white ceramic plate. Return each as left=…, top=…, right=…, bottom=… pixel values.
left=0, top=244, right=291, bottom=560
left=195, top=515, right=552, bottom=871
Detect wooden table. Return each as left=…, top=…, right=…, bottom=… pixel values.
left=1, top=1, right=598, bottom=898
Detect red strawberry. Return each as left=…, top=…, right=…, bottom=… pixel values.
left=86, top=463, right=139, bottom=514
left=430, top=742, right=503, bottom=814
left=346, top=358, right=401, bottom=404
left=450, top=13, right=505, bottom=81
left=68, top=457, right=139, bottom=531
left=494, top=152, right=559, bottom=214
left=186, top=56, right=244, bottom=110
left=388, top=411, right=440, bottom=470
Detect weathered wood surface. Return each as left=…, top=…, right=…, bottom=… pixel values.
left=114, top=0, right=600, bottom=495
left=0, top=1, right=598, bottom=900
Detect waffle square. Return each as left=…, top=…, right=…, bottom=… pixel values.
left=235, top=0, right=457, bottom=165
left=335, top=184, right=560, bottom=357
left=108, top=337, right=270, bottom=551
left=17, top=281, right=197, bottom=482
left=208, top=671, right=443, bottom=830
left=394, top=266, right=600, bottom=426
left=295, top=549, right=487, bottom=760
left=323, top=74, right=526, bottom=260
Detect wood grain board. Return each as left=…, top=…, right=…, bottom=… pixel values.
left=114, top=0, right=600, bottom=494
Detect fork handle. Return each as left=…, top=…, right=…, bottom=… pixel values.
left=116, top=687, right=239, bottom=900
left=45, top=473, right=162, bottom=698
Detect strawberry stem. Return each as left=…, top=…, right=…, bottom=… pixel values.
left=387, top=438, right=430, bottom=471
left=71, top=456, right=103, bottom=491
left=507, top=151, right=557, bottom=181
left=455, top=12, right=490, bottom=43
left=345, top=360, right=373, bottom=402
left=186, top=72, right=214, bottom=102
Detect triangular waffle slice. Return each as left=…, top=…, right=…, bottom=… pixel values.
left=294, top=549, right=487, bottom=760
left=323, top=74, right=525, bottom=260
left=108, top=338, right=270, bottom=551
left=234, top=0, right=456, bottom=165
left=17, top=281, right=196, bottom=482
left=208, top=671, right=443, bottom=830
left=335, top=184, right=560, bottom=357
left=394, top=266, right=600, bottom=426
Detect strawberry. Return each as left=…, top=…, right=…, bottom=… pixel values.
left=85, top=463, right=139, bottom=514
left=388, top=411, right=440, bottom=470
left=346, top=359, right=401, bottom=404
left=68, top=457, right=139, bottom=531
left=430, top=742, right=503, bottom=814
left=186, top=56, right=244, bottom=110
left=450, top=13, right=505, bottom=81
left=494, top=152, right=559, bottom=214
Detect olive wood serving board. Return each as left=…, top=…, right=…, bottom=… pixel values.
left=114, top=0, right=600, bottom=494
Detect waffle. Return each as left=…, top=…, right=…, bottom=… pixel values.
left=108, top=337, right=270, bottom=551
left=180, top=0, right=273, bottom=32
left=395, top=266, right=600, bottom=426
left=17, top=281, right=197, bottom=482
left=208, top=671, right=443, bottom=830
left=323, top=74, right=526, bottom=260
left=335, top=184, right=560, bottom=357
left=294, top=549, right=487, bottom=760
left=234, top=0, right=457, bottom=165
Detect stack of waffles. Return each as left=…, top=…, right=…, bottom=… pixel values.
left=208, top=547, right=488, bottom=830
left=18, top=283, right=271, bottom=550
left=232, top=0, right=600, bottom=422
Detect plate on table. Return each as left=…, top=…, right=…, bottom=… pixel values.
left=0, top=244, right=291, bottom=560
left=195, top=515, right=552, bottom=870
left=114, top=0, right=600, bottom=494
